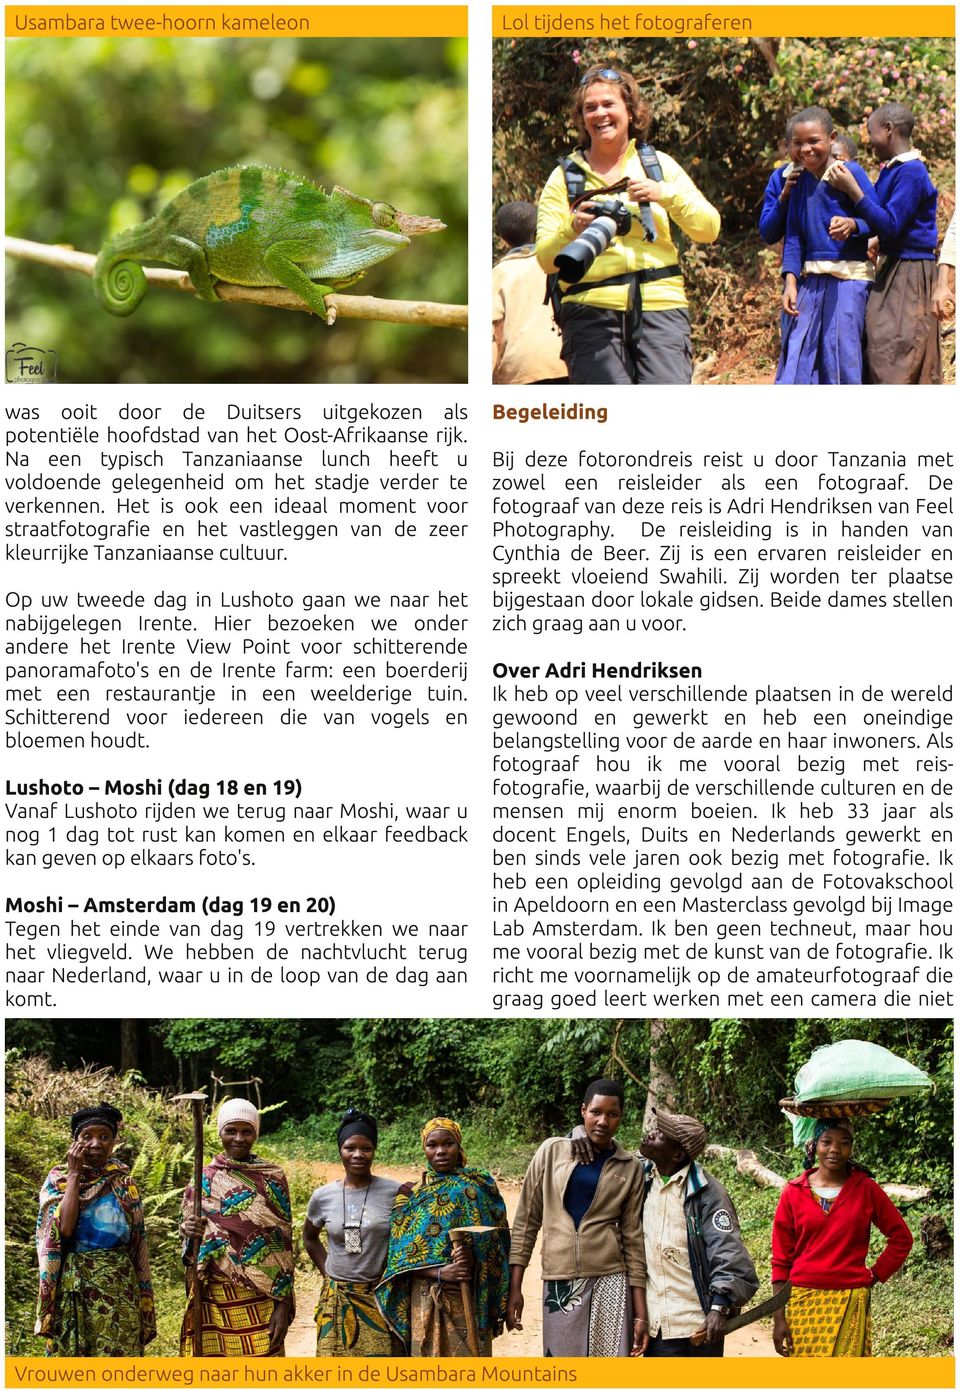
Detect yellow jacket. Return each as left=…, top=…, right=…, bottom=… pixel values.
left=536, top=140, right=720, bottom=313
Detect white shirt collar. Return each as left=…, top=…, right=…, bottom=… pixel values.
left=885, top=149, right=924, bottom=167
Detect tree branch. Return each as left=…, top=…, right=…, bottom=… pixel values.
left=5, top=236, right=467, bottom=329
left=704, top=1144, right=932, bottom=1202
left=608, top=1019, right=648, bottom=1093
left=750, top=37, right=781, bottom=78
left=705, top=1144, right=788, bottom=1189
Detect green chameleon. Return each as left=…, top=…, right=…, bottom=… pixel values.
left=93, top=164, right=445, bottom=320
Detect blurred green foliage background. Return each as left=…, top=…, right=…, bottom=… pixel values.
left=6, top=36, right=467, bottom=384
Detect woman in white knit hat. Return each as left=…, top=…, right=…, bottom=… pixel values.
left=179, top=1098, right=295, bottom=1356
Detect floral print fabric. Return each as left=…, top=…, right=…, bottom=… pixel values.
left=181, top=1154, right=295, bottom=1305
left=376, top=1167, right=510, bottom=1351
left=35, top=1161, right=155, bottom=1350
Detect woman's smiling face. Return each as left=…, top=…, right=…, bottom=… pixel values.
left=340, top=1134, right=375, bottom=1180
left=794, top=119, right=833, bottom=176
left=816, top=1126, right=853, bottom=1175
left=581, top=82, right=630, bottom=152
left=220, top=1122, right=257, bottom=1161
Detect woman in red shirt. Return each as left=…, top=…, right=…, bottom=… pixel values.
left=771, top=1120, right=912, bottom=1356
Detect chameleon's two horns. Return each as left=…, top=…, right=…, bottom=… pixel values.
left=396, top=211, right=446, bottom=237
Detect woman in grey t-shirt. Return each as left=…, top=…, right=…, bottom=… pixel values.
left=303, top=1109, right=410, bottom=1357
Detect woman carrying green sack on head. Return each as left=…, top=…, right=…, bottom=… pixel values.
left=376, top=1117, right=511, bottom=1356
left=772, top=1119, right=913, bottom=1357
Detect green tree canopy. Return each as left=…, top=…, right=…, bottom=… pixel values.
left=6, top=1015, right=951, bottom=1191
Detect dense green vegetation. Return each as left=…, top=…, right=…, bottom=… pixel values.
left=5, top=1019, right=953, bottom=1355
left=4, top=1063, right=196, bottom=1356
left=6, top=36, right=467, bottom=384
left=493, top=36, right=955, bottom=377
left=8, top=1017, right=952, bottom=1184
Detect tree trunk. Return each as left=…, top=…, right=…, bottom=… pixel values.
left=750, top=37, right=781, bottom=78
left=705, top=1144, right=787, bottom=1189
left=644, top=1020, right=678, bottom=1131
left=884, top=1183, right=934, bottom=1203
left=147, top=1023, right=166, bottom=1085
left=119, top=1019, right=139, bottom=1074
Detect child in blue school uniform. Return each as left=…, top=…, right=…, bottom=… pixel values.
left=758, top=115, right=804, bottom=246
left=775, top=107, right=874, bottom=384
left=831, top=132, right=860, bottom=164
left=826, top=102, right=941, bottom=384
left=759, top=115, right=803, bottom=352
left=760, top=126, right=859, bottom=245
left=761, top=124, right=858, bottom=349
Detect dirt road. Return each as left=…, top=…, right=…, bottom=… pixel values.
left=286, top=1164, right=771, bottom=1358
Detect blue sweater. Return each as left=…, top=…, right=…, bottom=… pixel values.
left=759, top=166, right=791, bottom=244
left=563, top=1147, right=615, bottom=1229
left=782, top=164, right=873, bottom=278
left=855, top=157, right=938, bottom=259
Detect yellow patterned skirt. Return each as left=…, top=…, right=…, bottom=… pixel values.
left=315, top=1278, right=403, bottom=1357
left=786, top=1285, right=872, bottom=1357
left=180, top=1275, right=279, bottom=1357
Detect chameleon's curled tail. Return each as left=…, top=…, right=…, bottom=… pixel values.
left=93, top=221, right=156, bottom=316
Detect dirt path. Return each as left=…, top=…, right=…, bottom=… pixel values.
left=286, top=1164, right=771, bottom=1358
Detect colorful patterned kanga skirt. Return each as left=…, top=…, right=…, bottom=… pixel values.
left=315, top=1277, right=403, bottom=1357
left=409, top=1276, right=492, bottom=1357
left=541, top=1273, right=631, bottom=1357
left=180, top=1275, right=280, bottom=1357
left=46, top=1247, right=144, bottom=1357
left=786, top=1284, right=872, bottom=1356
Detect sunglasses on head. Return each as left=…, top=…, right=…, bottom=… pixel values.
left=579, top=67, right=626, bottom=86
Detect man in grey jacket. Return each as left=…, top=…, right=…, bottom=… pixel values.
left=638, top=1107, right=758, bottom=1357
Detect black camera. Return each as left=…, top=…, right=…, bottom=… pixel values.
left=554, top=199, right=636, bottom=283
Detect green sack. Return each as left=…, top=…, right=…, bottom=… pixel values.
left=786, top=1040, right=932, bottom=1145
left=790, top=1115, right=818, bottom=1146
left=794, top=1039, right=932, bottom=1103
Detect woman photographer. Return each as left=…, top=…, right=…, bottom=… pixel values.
left=536, top=65, right=720, bottom=384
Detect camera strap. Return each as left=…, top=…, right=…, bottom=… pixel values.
left=637, top=143, right=665, bottom=182
left=550, top=264, right=679, bottom=318
left=559, top=156, right=587, bottom=206
left=558, top=266, right=679, bottom=298
left=636, top=143, right=664, bottom=242
left=568, top=178, right=628, bottom=211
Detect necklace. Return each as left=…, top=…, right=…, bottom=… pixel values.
left=341, top=1178, right=371, bottom=1255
